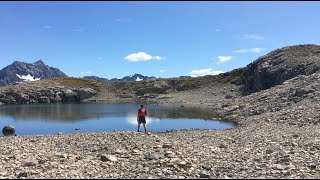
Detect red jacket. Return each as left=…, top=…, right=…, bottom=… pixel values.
left=137, top=108, right=147, bottom=117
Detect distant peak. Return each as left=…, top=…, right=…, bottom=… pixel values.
left=34, top=60, right=45, bottom=65
left=12, top=60, right=23, bottom=64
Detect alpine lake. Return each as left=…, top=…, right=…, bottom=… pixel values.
left=0, top=102, right=237, bottom=136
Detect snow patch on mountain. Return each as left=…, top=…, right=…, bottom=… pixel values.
left=16, top=74, right=41, bottom=81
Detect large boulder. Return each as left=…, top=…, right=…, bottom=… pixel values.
left=60, top=88, right=96, bottom=102
left=2, top=125, right=16, bottom=136
left=72, top=88, right=96, bottom=100
left=62, top=89, right=78, bottom=102
left=241, top=44, right=320, bottom=95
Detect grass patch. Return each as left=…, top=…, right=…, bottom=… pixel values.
left=45, top=77, right=102, bottom=92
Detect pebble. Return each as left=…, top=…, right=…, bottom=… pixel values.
left=100, top=155, right=117, bottom=162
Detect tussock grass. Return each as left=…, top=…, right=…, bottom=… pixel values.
left=45, top=77, right=102, bottom=92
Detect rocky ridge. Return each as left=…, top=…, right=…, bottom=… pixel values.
left=0, top=79, right=96, bottom=105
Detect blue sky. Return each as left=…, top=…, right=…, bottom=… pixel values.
left=0, top=1, right=320, bottom=79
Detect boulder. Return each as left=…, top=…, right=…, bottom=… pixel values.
left=63, top=89, right=78, bottom=102
left=2, top=125, right=16, bottom=136
left=73, top=88, right=96, bottom=101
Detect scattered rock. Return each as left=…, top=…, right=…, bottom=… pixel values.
left=17, top=172, right=28, bottom=178
left=164, top=151, right=176, bottom=158
left=266, top=149, right=273, bottom=154
left=24, top=161, right=37, bottom=167
left=199, top=172, right=210, bottom=178
left=162, top=143, right=173, bottom=148
left=100, top=155, right=117, bottom=162
left=218, top=143, right=228, bottom=149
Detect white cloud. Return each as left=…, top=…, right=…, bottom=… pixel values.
left=43, top=25, right=53, bottom=29
left=215, top=29, right=221, bottom=32
left=125, top=52, right=162, bottom=62
left=160, top=70, right=166, bottom=73
left=188, top=68, right=224, bottom=77
left=81, top=70, right=93, bottom=75
left=97, top=57, right=103, bottom=60
left=217, top=56, right=232, bottom=64
left=115, top=18, right=133, bottom=23
left=233, top=48, right=266, bottom=54
left=153, top=56, right=162, bottom=60
left=238, top=34, right=265, bottom=40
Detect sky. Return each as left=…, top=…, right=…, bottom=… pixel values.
left=0, top=1, right=320, bottom=79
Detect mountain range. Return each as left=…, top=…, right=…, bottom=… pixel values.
left=0, top=60, right=168, bottom=86
left=83, top=74, right=156, bottom=82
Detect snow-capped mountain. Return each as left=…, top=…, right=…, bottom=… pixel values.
left=111, top=74, right=156, bottom=81
left=0, top=60, right=67, bottom=86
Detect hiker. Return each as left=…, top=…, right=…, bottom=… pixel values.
left=137, top=104, right=147, bottom=132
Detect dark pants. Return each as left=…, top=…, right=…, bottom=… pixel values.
left=138, top=116, right=146, bottom=124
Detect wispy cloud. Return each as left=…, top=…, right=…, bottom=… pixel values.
left=43, top=25, right=53, bottom=29
left=238, top=34, right=265, bottom=40
left=160, top=70, right=166, bottom=73
left=233, top=48, right=266, bottom=54
left=217, top=56, right=232, bottom=64
left=97, top=57, right=103, bottom=60
left=215, top=29, right=221, bottom=32
left=125, top=52, right=162, bottom=62
left=81, top=70, right=93, bottom=75
left=188, top=68, right=224, bottom=77
left=115, top=18, right=133, bottom=23
left=72, top=27, right=86, bottom=32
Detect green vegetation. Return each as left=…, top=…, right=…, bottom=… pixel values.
left=46, top=77, right=103, bottom=92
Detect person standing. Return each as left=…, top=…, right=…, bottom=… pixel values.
left=137, top=104, right=147, bottom=132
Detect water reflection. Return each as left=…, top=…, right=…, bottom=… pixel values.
left=0, top=103, right=236, bottom=135
left=126, top=115, right=160, bottom=126
left=147, top=107, right=221, bottom=120
left=0, top=103, right=109, bottom=122
left=0, top=103, right=223, bottom=122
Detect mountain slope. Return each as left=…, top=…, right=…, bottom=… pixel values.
left=241, top=44, right=320, bottom=95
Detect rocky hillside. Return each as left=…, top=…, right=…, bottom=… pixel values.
left=241, top=44, right=320, bottom=95
left=0, top=60, right=67, bottom=86
left=0, top=78, right=98, bottom=105
left=221, top=73, right=320, bottom=126
left=83, top=76, right=110, bottom=83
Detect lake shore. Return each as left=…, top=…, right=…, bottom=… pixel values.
left=0, top=98, right=319, bottom=179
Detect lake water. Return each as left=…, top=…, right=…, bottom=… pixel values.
left=0, top=103, right=236, bottom=136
